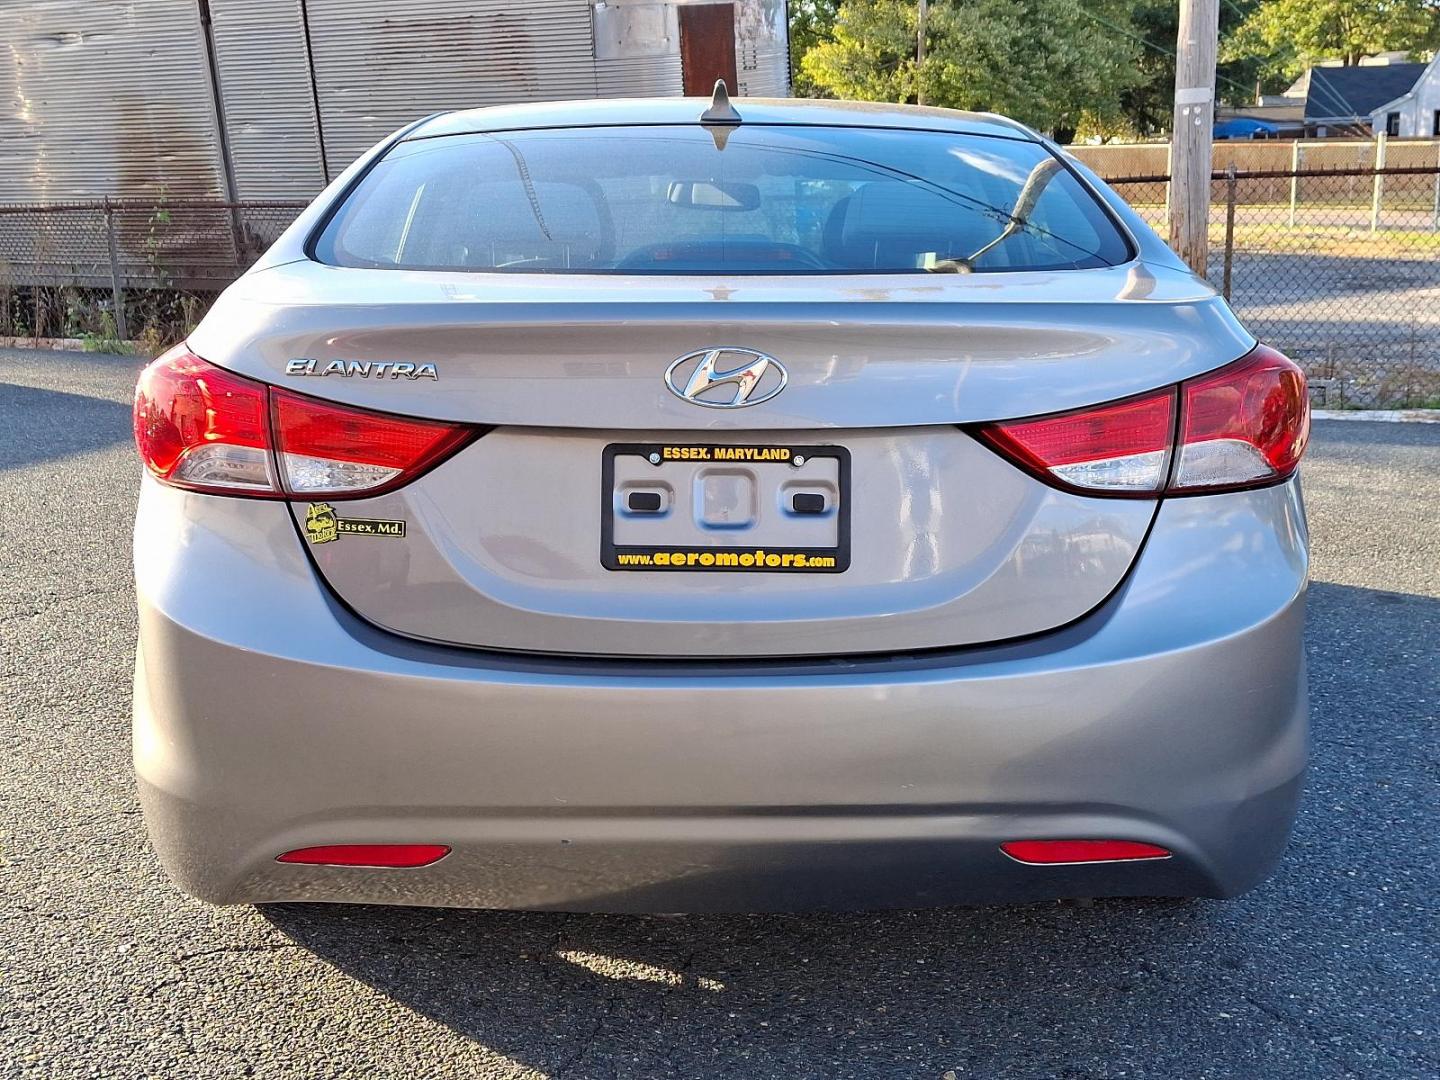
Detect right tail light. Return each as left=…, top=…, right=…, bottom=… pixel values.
left=1169, top=345, right=1310, bottom=493
left=976, top=344, right=1309, bottom=497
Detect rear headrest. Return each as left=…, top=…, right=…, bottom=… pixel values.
left=823, top=182, right=996, bottom=267
left=839, top=182, right=981, bottom=241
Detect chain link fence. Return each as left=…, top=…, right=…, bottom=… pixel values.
left=2, top=167, right=1439, bottom=408
left=0, top=199, right=305, bottom=351
left=1070, top=135, right=1440, bottom=184
left=1110, top=164, right=1440, bottom=410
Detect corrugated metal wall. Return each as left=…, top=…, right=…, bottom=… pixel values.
left=304, top=0, right=604, bottom=178
left=0, top=0, right=228, bottom=202
left=734, top=0, right=787, bottom=97
left=0, top=0, right=787, bottom=249
left=596, top=52, right=683, bottom=97
left=208, top=0, right=328, bottom=197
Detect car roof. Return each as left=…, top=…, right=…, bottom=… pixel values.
left=405, top=97, right=1040, bottom=143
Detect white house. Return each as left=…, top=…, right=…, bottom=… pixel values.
left=1367, top=53, right=1440, bottom=137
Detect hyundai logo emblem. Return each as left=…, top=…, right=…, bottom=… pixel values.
left=664, top=348, right=788, bottom=409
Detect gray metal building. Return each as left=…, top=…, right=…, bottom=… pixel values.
left=0, top=0, right=790, bottom=204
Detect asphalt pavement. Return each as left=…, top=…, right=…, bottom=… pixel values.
left=2, top=348, right=1436, bottom=1080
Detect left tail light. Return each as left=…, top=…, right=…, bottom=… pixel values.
left=134, top=346, right=476, bottom=498
left=271, top=389, right=475, bottom=497
left=134, top=346, right=280, bottom=495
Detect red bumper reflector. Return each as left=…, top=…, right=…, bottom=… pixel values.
left=1000, top=840, right=1172, bottom=865
left=276, top=844, right=451, bottom=868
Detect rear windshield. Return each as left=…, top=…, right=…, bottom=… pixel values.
left=314, top=125, right=1131, bottom=275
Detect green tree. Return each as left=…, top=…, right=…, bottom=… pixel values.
left=1224, top=0, right=1440, bottom=79
left=798, top=0, right=918, bottom=103
left=798, top=0, right=1142, bottom=140
left=789, top=0, right=842, bottom=97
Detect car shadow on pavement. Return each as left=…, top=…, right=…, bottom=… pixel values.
left=0, top=381, right=134, bottom=470
left=262, top=895, right=1217, bottom=1077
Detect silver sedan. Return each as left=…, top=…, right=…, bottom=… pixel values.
left=131, top=96, right=1309, bottom=911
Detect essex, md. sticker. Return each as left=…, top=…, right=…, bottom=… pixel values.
left=304, top=503, right=406, bottom=544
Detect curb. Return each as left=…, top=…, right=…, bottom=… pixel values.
left=0, top=336, right=89, bottom=351
left=0, top=335, right=141, bottom=352
left=1312, top=409, right=1440, bottom=424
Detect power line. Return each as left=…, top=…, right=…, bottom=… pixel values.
left=1212, top=0, right=1374, bottom=138
left=1303, top=69, right=1378, bottom=139
left=1076, top=4, right=1250, bottom=99
left=1077, top=2, right=1375, bottom=140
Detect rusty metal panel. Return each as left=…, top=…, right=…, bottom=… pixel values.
left=304, top=0, right=604, bottom=177
left=0, top=0, right=227, bottom=202
left=734, top=0, right=788, bottom=97
left=678, top=3, right=737, bottom=96
left=209, top=0, right=328, bottom=198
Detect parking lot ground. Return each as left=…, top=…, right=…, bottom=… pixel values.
left=2, top=349, right=1437, bottom=1080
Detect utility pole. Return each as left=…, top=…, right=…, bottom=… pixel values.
left=916, top=0, right=928, bottom=106
left=1169, top=0, right=1219, bottom=275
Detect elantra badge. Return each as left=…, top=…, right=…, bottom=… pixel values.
left=286, top=358, right=438, bottom=381
left=665, top=348, right=786, bottom=408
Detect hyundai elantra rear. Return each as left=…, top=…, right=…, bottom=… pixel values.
left=131, top=98, right=1309, bottom=911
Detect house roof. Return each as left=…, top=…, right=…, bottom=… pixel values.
left=1304, top=63, right=1426, bottom=121
left=1370, top=54, right=1440, bottom=118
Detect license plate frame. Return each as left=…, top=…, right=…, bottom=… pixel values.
left=601, top=442, right=851, bottom=573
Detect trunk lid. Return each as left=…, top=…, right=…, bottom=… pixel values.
left=192, top=261, right=1251, bottom=658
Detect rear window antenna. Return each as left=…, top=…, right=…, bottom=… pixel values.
left=700, top=79, right=742, bottom=125
left=700, top=79, right=741, bottom=149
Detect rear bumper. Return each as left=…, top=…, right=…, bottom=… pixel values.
left=133, top=477, right=1308, bottom=911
